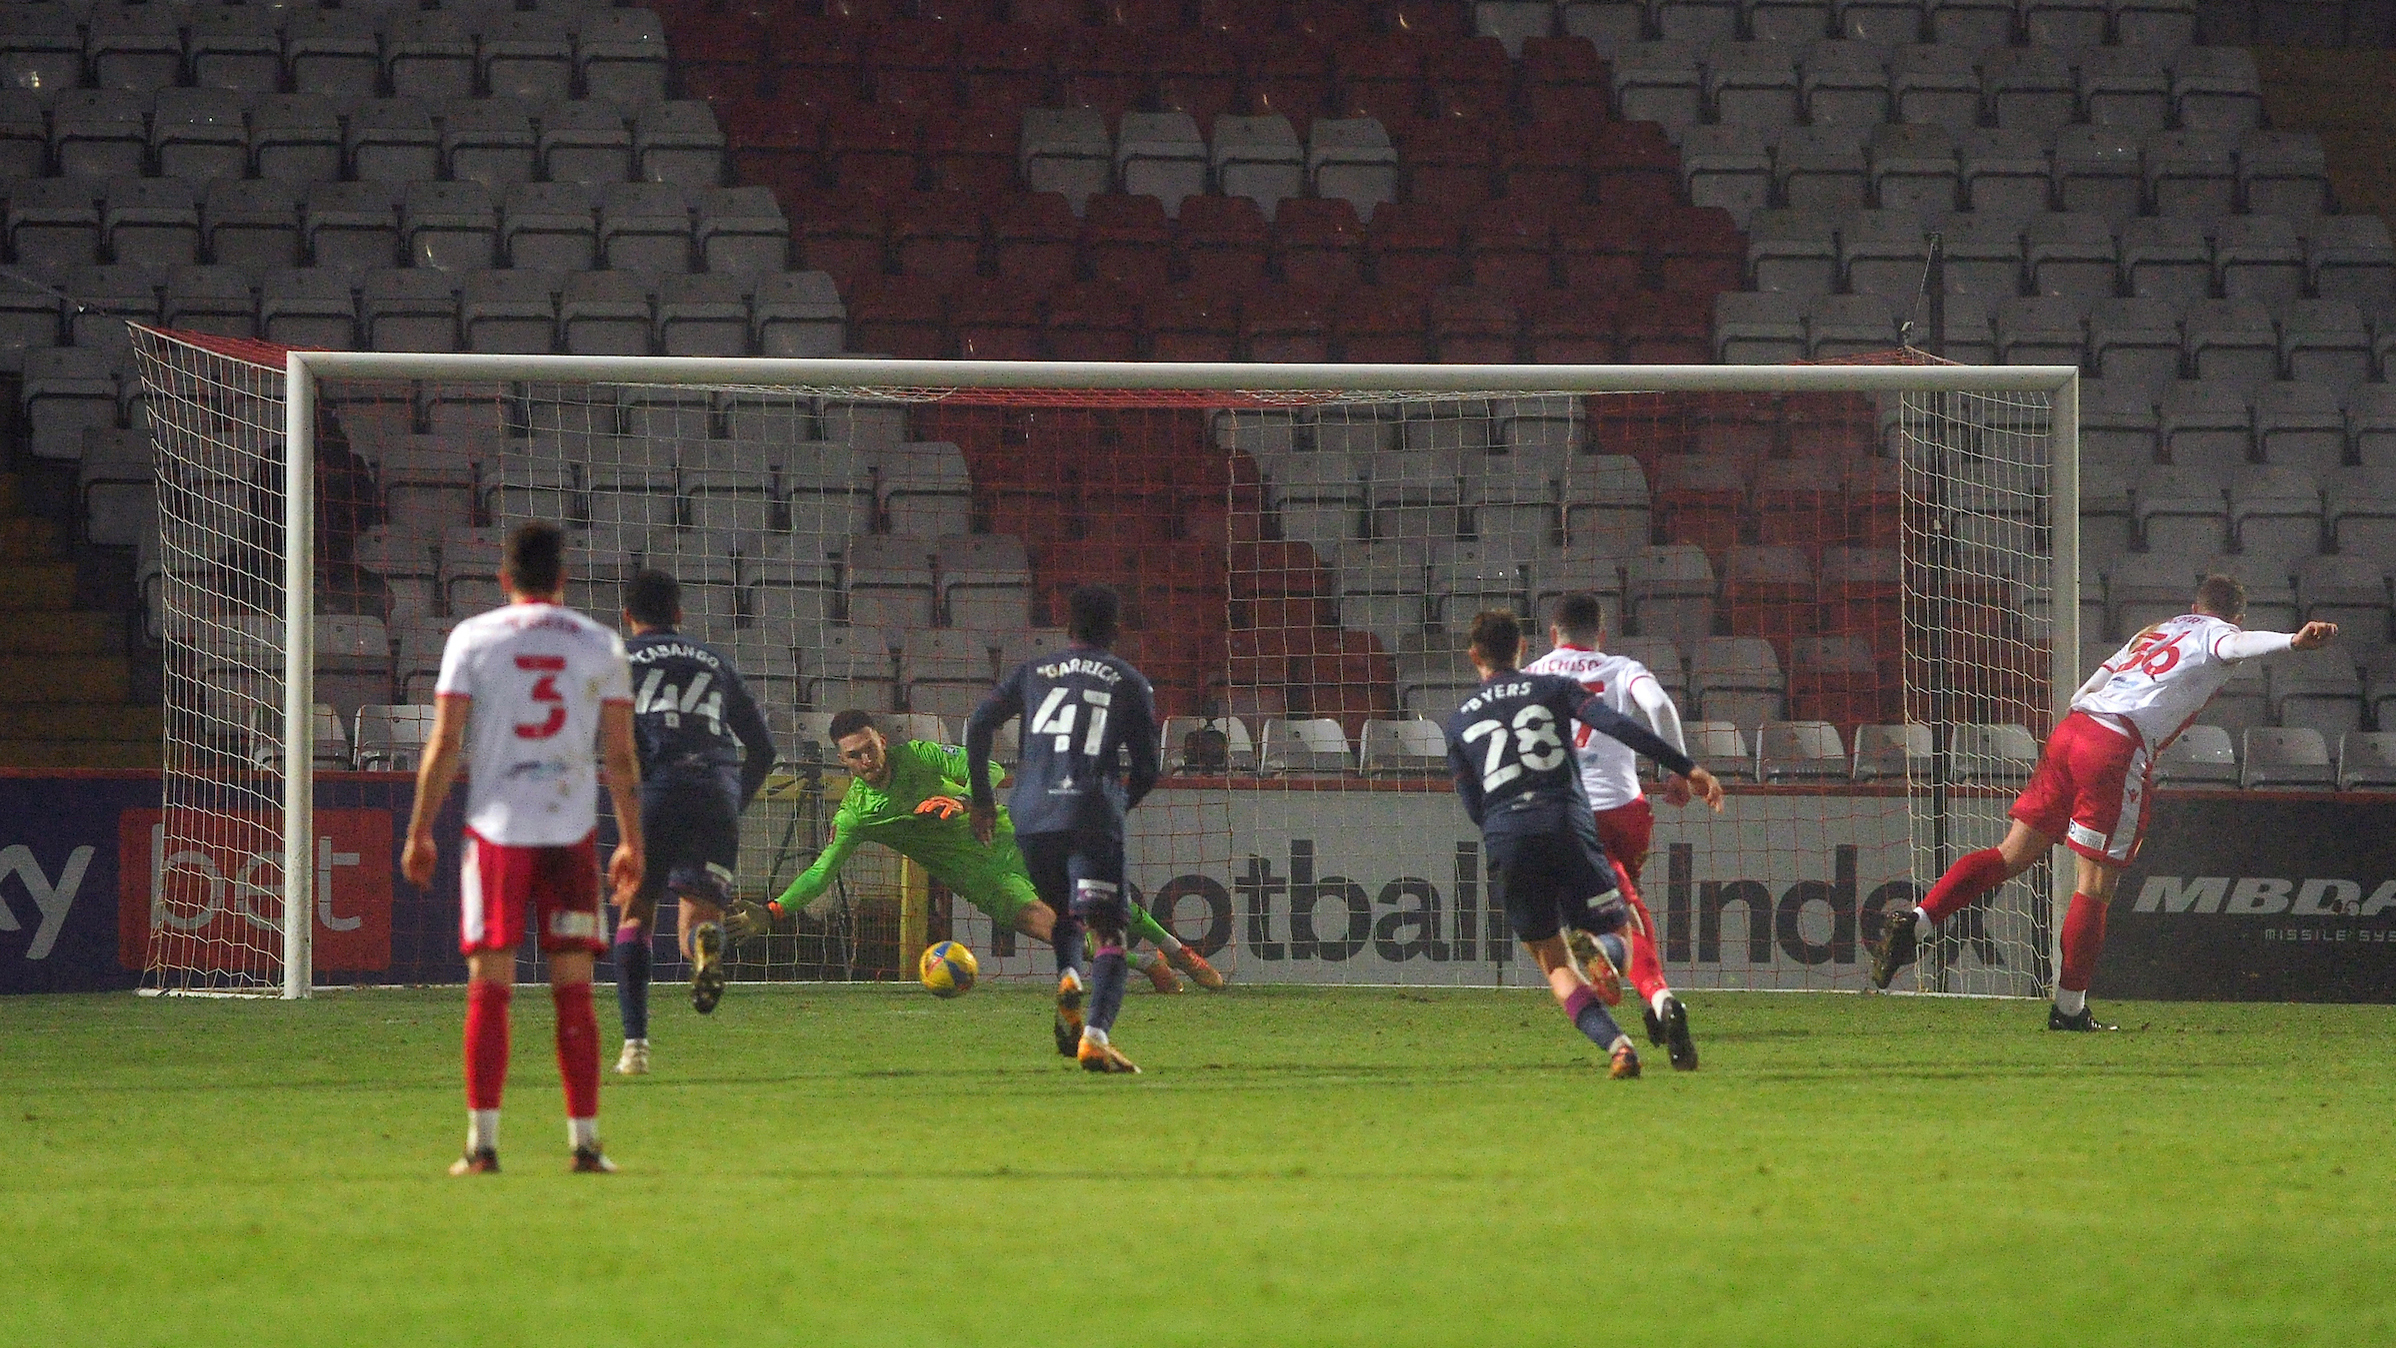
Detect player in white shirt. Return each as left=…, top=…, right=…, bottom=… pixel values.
left=401, top=521, right=645, bottom=1174
left=1869, top=575, right=2337, bottom=1029
left=1523, top=592, right=1703, bottom=1070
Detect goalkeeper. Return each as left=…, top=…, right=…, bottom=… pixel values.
left=731, top=711, right=1224, bottom=1003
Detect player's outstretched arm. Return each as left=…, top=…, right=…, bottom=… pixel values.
left=400, top=694, right=470, bottom=887
left=722, top=668, right=778, bottom=808
left=964, top=674, right=1023, bottom=845
left=767, top=811, right=861, bottom=921
left=1573, top=696, right=1699, bottom=781
left=598, top=699, right=645, bottom=896
left=1122, top=678, right=1162, bottom=811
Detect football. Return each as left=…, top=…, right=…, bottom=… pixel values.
left=918, top=940, right=979, bottom=998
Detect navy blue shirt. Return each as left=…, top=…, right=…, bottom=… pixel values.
left=625, top=629, right=776, bottom=806
left=966, top=644, right=1161, bottom=837
left=1444, top=671, right=1696, bottom=835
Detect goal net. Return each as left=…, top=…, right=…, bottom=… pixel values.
left=129, top=329, right=2074, bottom=998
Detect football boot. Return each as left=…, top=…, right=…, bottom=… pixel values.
left=689, top=922, right=727, bottom=1015
left=1165, top=944, right=1227, bottom=991
left=1868, top=907, right=1921, bottom=990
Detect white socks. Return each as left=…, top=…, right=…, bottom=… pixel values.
left=2055, top=988, right=2087, bottom=1016
left=1913, top=909, right=1935, bottom=943
left=569, top=1116, right=599, bottom=1149
left=1082, top=1026, right=1109, bottom=1048
left=1154, top=932, right=1184, bottom=953
left=1650, top=989, right=1673, bottom=1018
left=468, top=1109, right=499, bottom=1154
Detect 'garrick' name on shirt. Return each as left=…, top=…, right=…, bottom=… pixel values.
left=1036, top=656, right=1124, bottom=683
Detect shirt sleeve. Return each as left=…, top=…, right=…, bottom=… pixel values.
left=598, top=632, right=633, bottom=705
left=776, top=800, right=861, bottom=909
left=2212, top=629, right=2297, bottom=661
left=1121, top=677, right=1162, bottom=811
left=720, top=666, right=777, bottom=807
left=1572, top=693, right=1696, bottom=778
left=1626, top=672, right=1688, bottom=758
left=1446, top=725, right=1486, bottom=827
left=433, top=626, right=474, bottom=699
left=965, top=667, right=1025, bottom=806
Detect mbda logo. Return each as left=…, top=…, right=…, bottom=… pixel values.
left=2132, top=876, right=2396, bottom=918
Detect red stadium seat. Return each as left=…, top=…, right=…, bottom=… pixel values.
left=846, top=274, right=951, bottom=358
left=1844, top=457, right=1901, bottom=547
left=1044, top=279, right=1141, bottom=359
left=1335, top=284, right=1430, bottom=362
left=914, top=404, right=1007, bottom=459
left=991, top=191, right=1080, bottom=285
left=888, top=190, right=986, bottom=282
left=1654, top=452, right=1754, bottom=560
left=760, top=16, right=863, bottom=83
left=1819, top=546, right=1901, bottom=664
left=1239, top=282, right=1330, bottom=361
left=1499, top=123, right=1593, bottom=207
left=1430, top=284, right=1519, bottom=362
left=1272, top=196, right=1365, bottom=289
left=1173, top=194, right=1271, bottom=288
left=1152, top=34, right=1242, bottom=128
left=1286, top=0, right=1376, bottom=40
left=949, top=276, right=1044, bottom=359
left=1240, top=39, right=1334, bottom=130
left=1722, top=545, right=1817, bottom=667
left=823, top=104, right=926, bottom=195
left=1590, top=120, right=1681, bottom=213
left=1754, top=459, right=1845, bottom=557
left=1696, top=393, right=1781, bottom=457
left=785, top=188, right=888, bottom=291
left=668, top=11, right=766, bottom=101
left=1394, top=118, right=1498, bottom=208
left=1100, top=0, right=1190, bottom=27
left=959, top=25, right=1056, bottom=109
left=1367, top=201, right=1464, bottom=290
left=924, top=117, right=1018, bottom=196
left=1649, top=205, right=1743, bottom=293
left=862, top=23, right=963, bottom=107
left=1197, top=0, right=1283, bottom=35
left=1554, top=205, right=1642, bottom=292
left=1425, top=37, right=1512, bottom=121
left=1007, top=0, right=1087, bottom=28
left=1788, top=635, right=1896, bottom=734
left=1230, top=627, right=1298, bottom=685
left=722, top=93, right=825, bottom=188
left=1524, top=291, right=1618, bottom=362
left=1785, top=393, right=1876, bottom=459
left=1616, top=290, right=1713, bottom=363
left=1521, top=35, right=1611, bottom=124
left=1331, top=34, right=1435, bottom=125
left=1465, top=198, right=1556, bottom=297
left=1379, top=0, right=1472, bottom=37
left=1081, top=193, right=1175, bottom=291
left=1143, top=282, right=1242, bottom=360
left=1231, top=540, right=1332, bottom=600
left=1058, top=29, right=1153, bottom=121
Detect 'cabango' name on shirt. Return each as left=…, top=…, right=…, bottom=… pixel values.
left=1036, top=656, right=1125, bottom=683
left=1459, top=679, right=1540, bottom=714
left=630, top=640, right=724, bottom=669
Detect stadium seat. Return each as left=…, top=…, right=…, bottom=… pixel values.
left=2144, top=128, right=2239, bottom=219
left=2276, top=305, right=2371, bottom=397
left=1861, top=123, right=1954, bottom=216
left=354, top=705, right=437, bottom=772
left=2351, top=397, right=2396, bottom=470
left=1759, top=720, right=1847, bottom=780
left=1469, top=449, right=1561, bottom=549
left=878, top=443, right=973, bottom=540
left=1722, top=544, right=1814, bottom=661
left=1429, top=540, right=1530, bottom=629
left=2076, top=43, right=2170, bottom=129
left=306, top=182, right=403, bottom=270
left=1808, top=293, right=1902, bottom=358
left=634, top=102, right=729, bottom=190
left=443, top=100, right=538, bottom=191
left=600, top=182, right=694, bottom=274
left=2305, top=217, right=2395, bottom=309
left=2228, top=465, right=2323, bottom=570
left=480, top=13, right=575, bottom=104
left=1692, top=636, right=1785, bottom=729
left=2170, top=46, right=2263, bottom=135
left=2241, top=726, right=2332, bottom=790
left=1144, top=283, right=1242, bottom=361
left=1663, top=0, right=1743, bottom=40
left=1708, top=40, right=1801, bottom=128
left=51, top=91, right=147, bottom=179
left=403, top=182, right=498, bottom=273
left=345, top=98, right=441, bottom=185
left=1775, top=125, right=1871, bottom=212
left=1163, top=715, right=1258, bottom=774
left=2153, top=722, right=2238, bottom=785
left=163, top=266, right=257, bottom=340
left=2237, top=130, right=2330, bottom=219
left=1716, top=292, right=1808, bottom=364
left=361, top=269, right=460, bottom=353
left=806, top=625, right=898, bottom=713
left=2215, top=216, right=2305, bottom=306
left=989, top=191, right=1079, bottom=286
left=148, top=89, right=248, bottom=184
left=655, top=274, right=750, bottom=358
left=2079, top=379, right=2160, bottom=467
left=561, top=270, right=656, bottom=356
left=2087, top=298, right=2182, bottom=391
left=2159, top=381, right=2253, bottom=468
left=502, top=183, right=600, bottom=273
left=1358, top=718, right=1448, bottom=776
left=1678, top=719, right=1750, bottom=779
left=888, top=191, right=985, bottom=285
left=538, top=101, right=634, bottom=186
left=1820, top=545, right=1900, bottom=659
left=2179, top=303, right=2275, bottom=391
left=1994, top=296, right=2084, bottom=367
left=2267, top=647, right=2362, bottom=740
left=579, top=9, right=670, bottom=107
left=2296, top=555, right=2392, bottom=641
left=900, top=628, right=995, bottom=721
left=1258, top=717, right=1351, bottom=775
left=2023, top=213, right=2117, bottom=302
left=2106, top=552, right=2196, bottom=634
left=1307, top=117, right=1398, bottom=218
left=2117, top=0, right=2198, bottom=46
left=2053, top=125, right=2145, bottom=222
left=1950, top=722, right=2038, bottom=783
left=1959, top=129, right=2051, bottom=217
left=1850, top=721, right=1929, bottom=780
left=1612, top=41, right=1704, bottom=131
left=2339, top=732, right=2396, bottom=791
left=2118, top=217, right=2212, bottom=306
left=261, top=269, right=360, bottom=350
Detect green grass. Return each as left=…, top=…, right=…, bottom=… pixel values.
left=4, top=984, right=2392, bottom=1348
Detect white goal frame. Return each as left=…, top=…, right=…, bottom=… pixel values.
left=247, top=352, right=2080, bottom=998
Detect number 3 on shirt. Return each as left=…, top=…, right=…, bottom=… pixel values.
left=514, top=654, right=567, bottom=739
left=1462, top=705, right=1567, bottom=790
left=1031, top=686, right=1112, bottom=756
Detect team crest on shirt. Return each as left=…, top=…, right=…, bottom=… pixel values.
left=915, top=795, right=966, bottom=820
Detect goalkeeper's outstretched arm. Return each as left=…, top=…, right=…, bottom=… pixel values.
left=764, top=812, right=862, bottom=921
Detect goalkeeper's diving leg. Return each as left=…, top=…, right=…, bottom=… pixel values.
left=979, top=868, right=1224, bottom=993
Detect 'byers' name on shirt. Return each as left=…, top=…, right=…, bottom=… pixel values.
left=1458, top=680, right=1537, bottom=714
left=1036, top=656, right=1125, bottom=684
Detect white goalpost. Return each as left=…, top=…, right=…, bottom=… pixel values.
left=130, top=328, right=2077, bottom=999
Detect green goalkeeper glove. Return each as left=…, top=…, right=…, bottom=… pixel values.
left=723, top=898, right=775, bottom=940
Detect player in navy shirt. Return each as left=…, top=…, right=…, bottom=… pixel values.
left=610, top=570, right=776, bottom=1074
left=968, top=585, right=1161, bottom=1074
left=1446, top=610, right=1724, bottom=1078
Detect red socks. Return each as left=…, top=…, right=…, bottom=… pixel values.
left=2059, top=893, right=2109, bottom=993
left=1619, top=886, right=1669, bottom=1005
left=1921, top=847, right=2010, bottom=923
left=552, top=981, right=601, bottom=1122
left=464, top=980, right=511, bottom=1111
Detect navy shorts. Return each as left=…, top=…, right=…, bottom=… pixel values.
left=1017, top=828, right=1130, bottom=931
left=1485, top=828, right=1627, bottom=944
left=637, top=772, right=742, bottom=909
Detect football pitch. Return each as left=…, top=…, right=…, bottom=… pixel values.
left=5, top=984, right=2391, bottom=1348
